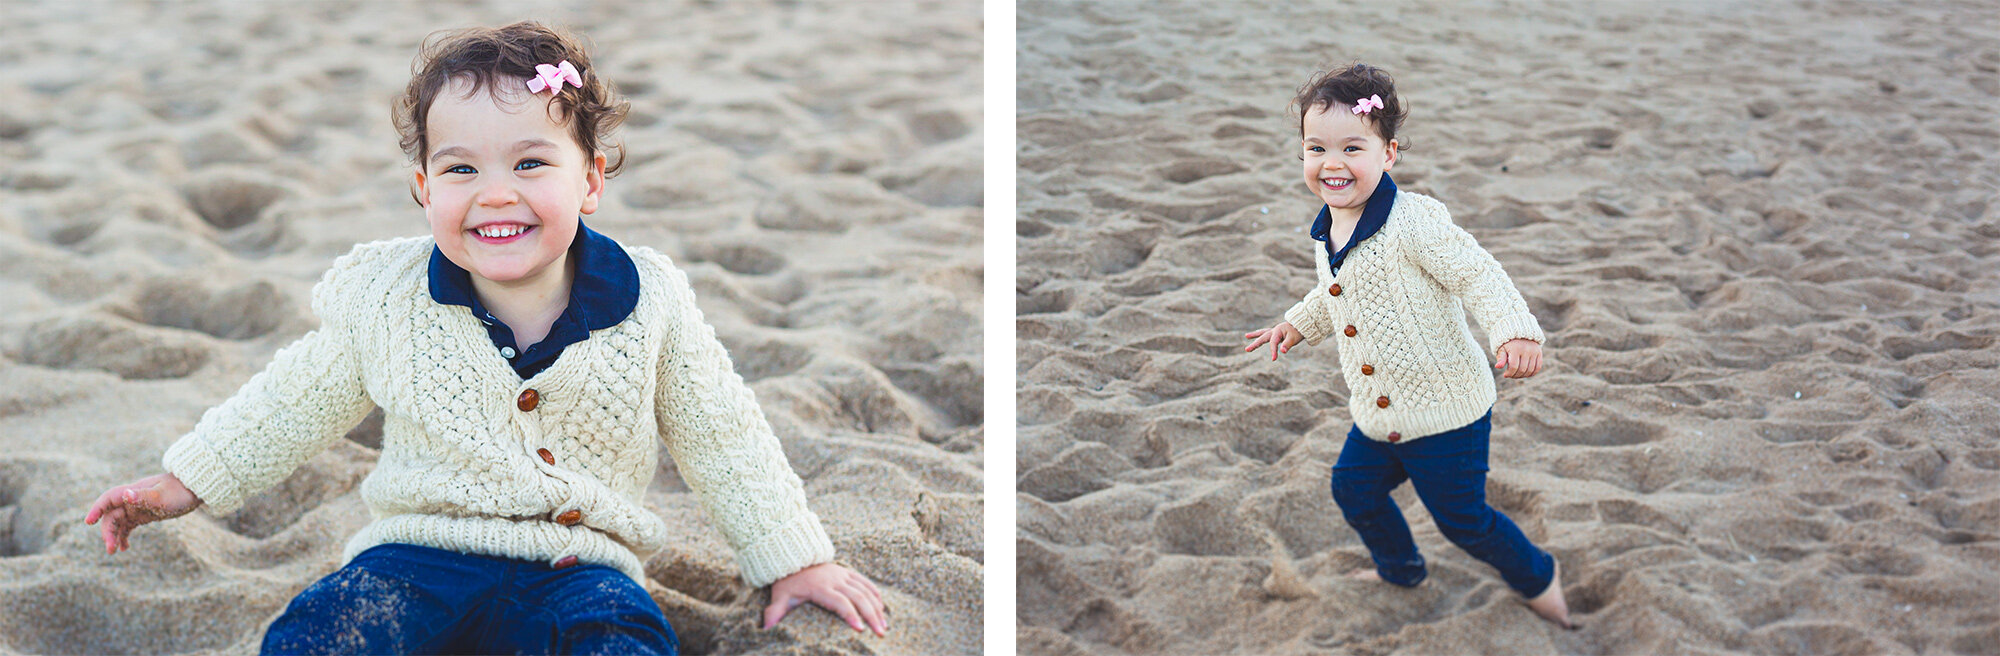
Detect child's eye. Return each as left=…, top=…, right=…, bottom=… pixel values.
left=516, top=159, right=547, bottom=171
left=445, top=164, right=475, bottom=175
left=1344, top=146, right=1362, bottom=153
left=1307, top=146, right=1325, bottom=153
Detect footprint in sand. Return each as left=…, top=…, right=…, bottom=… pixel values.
left=179, top=169, right=293, bottom=231
left=128, top=277, right=293, bottom=341
left=17, top=313, right=214, bottom=380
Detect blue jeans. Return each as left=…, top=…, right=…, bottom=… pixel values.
left=261, top=543, right=679, bottom=655
left=1329, top=411, right=1556, bottom=597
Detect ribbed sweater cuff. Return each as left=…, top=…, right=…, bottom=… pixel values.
left=1285, top=298, right=1330, bottom=346
left=1484, top=311, right=1545, bottom=356
left=162, top=435, right=244, bottom=516
left=736, top=513, right=837, bottom=588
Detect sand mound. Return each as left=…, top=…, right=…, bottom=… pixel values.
left=1018, top=1, right=2000, bottom=653
left=0, top=1, right=980, bottom=653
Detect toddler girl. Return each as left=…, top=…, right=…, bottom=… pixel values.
left=1243, top=63, right=1573, bottom=630
left=83, top=21, right=887, bottom=654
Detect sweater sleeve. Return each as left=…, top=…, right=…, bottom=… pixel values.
left=1282, top=242, right=1335, bottom=346
left=652, top=264, right=836, bottom=588
left=1403, top=199, right=1546, bottom=355
left=161, top=257, right=375, bottom=516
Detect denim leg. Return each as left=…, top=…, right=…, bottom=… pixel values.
left=261, top=544, right=493, bottom=655
left=1401, top=413, right=1555, bottom=597
left=482, top=563, right=680, bottom=656
left=1330, top=426, right=1426, bottom=586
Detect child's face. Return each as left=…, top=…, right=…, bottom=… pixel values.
left=1301, top=103, right=1397, bottom=216
left=415, top=77, right=605, bottom=286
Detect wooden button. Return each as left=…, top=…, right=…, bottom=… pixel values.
left=1328, top=284, right=1342, bottom=296
left=537, top=448, right=554, bottom=465
left=517, top=389, right=539, bottom=412
left=1360, top=364, right=1375, bottom=375
left=1387, top=432, right=1402, bottom=443
left=1376, top=396, right=1390, bottom=409
left=1344, top=325, right=1357, bottom=337
left=553, top=555, right=579, bottom=569
left=556, top=510, right=582, bottom=526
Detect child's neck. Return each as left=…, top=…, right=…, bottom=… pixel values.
left=470, top=254, right=575, bottom=350
left=1326, top=204, right=1364, bottom=251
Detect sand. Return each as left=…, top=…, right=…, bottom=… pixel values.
left=1016, top=1, right=2000, bottom=654
left=0, top=1, right=981, bottom=654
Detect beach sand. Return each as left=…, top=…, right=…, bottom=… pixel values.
left=0, top=1, right=981, bottom=653
left=1017, top=1, right=2000, bottom=653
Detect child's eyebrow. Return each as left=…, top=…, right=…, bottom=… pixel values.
left=429, top=139, right=561, bottom=164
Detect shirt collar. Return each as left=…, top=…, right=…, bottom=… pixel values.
left=1309, top=172, right=1398, bottom=248
left=427, top=220, right=639, bottom=331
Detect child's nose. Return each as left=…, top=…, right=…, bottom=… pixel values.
left=475, top=180, right=519, bottom=207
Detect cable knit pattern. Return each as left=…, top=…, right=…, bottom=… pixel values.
left=162, top=236, right=835, bottom=586
left=1284, top=190, right=1544, bottom=443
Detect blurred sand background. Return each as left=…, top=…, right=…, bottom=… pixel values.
left=0, top=1, right=981, bottom=653
left=1017, top=1, right=2000, bottom=654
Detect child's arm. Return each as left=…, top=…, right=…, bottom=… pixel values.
left=1281, top=242, right=1340, bottom=348
left=1245, top=240, right=1334, bottom=360
left=86, top=255, right=375, bottom=549
left=1403, top=198, right=1547, bottom=362
left=649, top=262, right=886, bottom=633
left=157, top=322, right=374, bottom=515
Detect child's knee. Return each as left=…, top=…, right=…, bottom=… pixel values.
left=1329, top=470, right=1385, bottom=509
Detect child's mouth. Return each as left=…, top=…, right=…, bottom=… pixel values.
left=1322, top=178, right=1353, bottom=191
left=470, top=224, right=535, bottom=244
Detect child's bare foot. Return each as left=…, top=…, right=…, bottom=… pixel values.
left=1346, top=568, right=1382, bottom=582
left=1524, top=561, right=1576, bottom=630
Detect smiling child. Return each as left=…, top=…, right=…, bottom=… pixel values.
left=1243, top=63, right=1573, bottom=629
left=82, top=22, right=886, bottom=654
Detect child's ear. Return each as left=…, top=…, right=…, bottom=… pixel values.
left=579, top=151, right=607, bottom=215
left=1383, top=139, right=1399, bottom=170
left=411, top=170, right=429, bottom=208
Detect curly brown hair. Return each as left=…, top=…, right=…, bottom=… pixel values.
left=393, top=21, right=629, bottom=177
left=1291, top=63, right=1408, bottom=148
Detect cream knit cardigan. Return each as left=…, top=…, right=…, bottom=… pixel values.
left=1284, top=190, right=1545, bottom=443
left=163, top=236, right=835, bottom=587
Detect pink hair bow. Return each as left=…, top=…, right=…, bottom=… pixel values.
left=526, top=60, right=582, bottom=95
left=1352, top=94, right=1384, bottom=115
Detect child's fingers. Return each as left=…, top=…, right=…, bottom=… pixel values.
left=761, top=590, right=798, bottom=629
left=854, top=574, right=888, bottom=631
left=1243, top=333, right=1268, bottom=352
left=1494, top=349, right=1510, bottom=371
left=847, top=583, right=886, bottom=635
left=85, top=486, right=128, bottom=525
left=818, top=588, right=866, bottom=633
left=1243, top=329, right=1267, bottom=340
left=855, top=577, right=888, bottom=632
left=98, top=507, right=125, bottom=554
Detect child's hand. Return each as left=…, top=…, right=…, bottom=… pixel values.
left=763, top=562, right=888, bottom=636
left=1495, top=339, right=1543, bottom=379
left=83, top=472, right=202, bottom=554
left=1244, top=321, right=1305, bottom=360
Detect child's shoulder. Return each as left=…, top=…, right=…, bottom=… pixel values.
left=1389, top=189, right=1451, bottom=223
left=310, top=236, right=433, bottom=314
left=619, top=243, right=694, bottom=293
left=328, top=236, right=434, bottom=276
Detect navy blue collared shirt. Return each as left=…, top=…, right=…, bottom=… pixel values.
left=1310, top=172, right=1398, bottom=277
left=428, top=221, right=640, bottom=380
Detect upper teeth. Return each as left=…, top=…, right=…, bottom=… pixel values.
left=477, top=225, right=526, bottom=238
